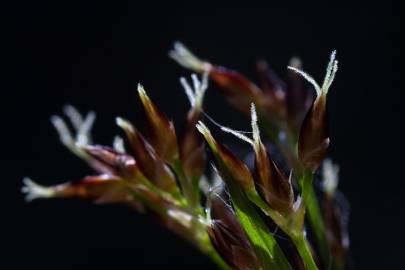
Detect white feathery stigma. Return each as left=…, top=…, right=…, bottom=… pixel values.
left=52, top=105, right=95, bottom=149
left=218, top=103, right=262, bottom=148
left=288, top=50, right=338, bottom=96
left=179, top=71, right=209, bottom=109
left=21, top=177, right=55, bottom=201
left=169, top=41, right=205, bottom=71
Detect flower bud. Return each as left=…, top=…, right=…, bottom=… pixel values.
left=116, top=117, right=179, bottom=194
left=254, top=141, right=294, bottom=215
left=298, top=93, right=330, bottom=172
left=246, top=104, right=293, bottom=215
left=80, top=145, right=139, bottom=180
left=138, top=84, right=179, bottom=163
left=22, top=175, right=135, bottom=205
left=196, top=121, right=255, bottom=192
left=217, top=103, right=294, bottom=215
left=289, top=50, right=338, bottom=172
left=208, top=196, right=258, bottom=270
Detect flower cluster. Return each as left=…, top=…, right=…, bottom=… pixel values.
left=23, top=43, right=349, bottom=270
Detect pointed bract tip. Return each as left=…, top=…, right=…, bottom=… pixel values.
left=196, top=121, right=209, bottom=135
left=115, top=117, right=130, bottom=130
left=137, top=82, right=144, bottom=91
left=116, top=117, right=135, bottom=136
left=196, top=121, right=219, bottom=152
left=21, top=177, right=55, bottom=202
left=137, top=83, right=148, bottom=99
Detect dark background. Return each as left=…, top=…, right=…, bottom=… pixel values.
left=2, top=1, right=402, bottom=269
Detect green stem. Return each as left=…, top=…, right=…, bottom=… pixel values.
left=292, top=235, right=319, bottom=270
left=129, top=180, right=228, bottom=269
left=300, top=172, right=331, bottom=268
left=171, top=158, right=200, bottom=209
left=247, top=190, right=320, bottom=270
left=171, top=158, right=207, bottom=253
left=228, top=184, right=292, bottom=270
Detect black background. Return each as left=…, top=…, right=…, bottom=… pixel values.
left=2, top=1, right=402, bottom=269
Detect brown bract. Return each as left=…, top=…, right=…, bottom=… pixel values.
left=208, top=196, right=258, bottom=270
left=254, top=141, right=294, bottom=215
left=81, top=145, right=139, bottom=180
left=41, top=175, right=144, bottom=211
left=180, top=108, right=206, bottom=181
left=138, top=85, right=179, bottom=163
left=116, top=118, right=179, bottom=194
left=208, top=66, right=263, bottom=115
left=53, top=175, right=125, bottom=201
left=217, top=144, right=255, bottom=192
left=298, top=93, right=329, bottom=173
left=213, top=140, right=255, bottom=192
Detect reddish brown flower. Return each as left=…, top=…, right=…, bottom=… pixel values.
left=289, top=51, right=338, bottom=173
left=208, top=195, right=258, bottom=270
left=196, top=121, right=256, bottom=192
left=170, top=42, right=263, bottom=115
left=138, top=84, right=179, bottom=163
left=115, top=117, right=179, bottom=195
